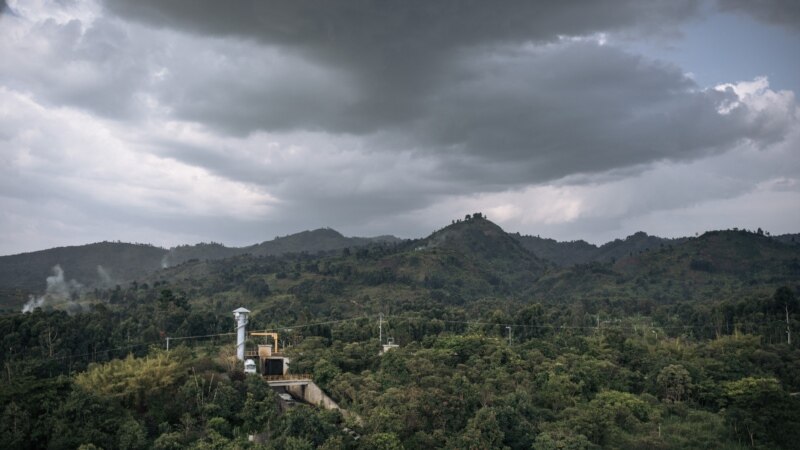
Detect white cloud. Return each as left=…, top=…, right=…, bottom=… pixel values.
left=0, top=87, right=278, bottom=252
left=404, top=114, right=800, bottom=244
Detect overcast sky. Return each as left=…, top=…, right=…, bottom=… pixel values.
left=1, top=0, right=799, bottom=255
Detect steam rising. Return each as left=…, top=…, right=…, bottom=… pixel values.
left=21, top=265, right=83, bottom=313
left=96, top=265, right=114, bottom=286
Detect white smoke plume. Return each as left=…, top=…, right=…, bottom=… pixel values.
left=21, top=264, right=83, bottom=313
left=22, top=296, right=45, bottom=313
left=96, top=265, right=114, bottom=286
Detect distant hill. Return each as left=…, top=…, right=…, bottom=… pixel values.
left=411, top=214, right=549, bottom=291
left=1, top=218, right=798, bottom=314
left=0, top=242, right=168, bottom=297
left=0, top=229, right=402, bottom=308
left=530, top=229, right=800, bottom=306
left=126, top=218, right=799, bottom=327
left=163, top=228, right=402, bottom=266
left=422, top=214, right=547, bottom=269
left=514, top=231, right=687, bottom=266
left=139, top=215, right=552, bottom=319
left=511, top=234, right=597, bottom=266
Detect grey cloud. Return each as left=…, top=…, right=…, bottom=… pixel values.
left=94, top=2, right=791, bottom=189
left=394, top=42, right=792, bottom=185
left=100, top=0, right=700, bottom=133
left=150, top=39, right=362, bottom=136
left=0, top=16, right=152, bottom=120
left=102, top=1, right=699, bottom=52
left=149, top=39, right=795, bottom=212
left=718, top=0, right=800, bottom=31
left=152, top=136, right=455, bottom=229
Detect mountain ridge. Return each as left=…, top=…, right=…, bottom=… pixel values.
left=1, top=218, right=798, bottom=310
left=0, top=228, right=402, bottom=306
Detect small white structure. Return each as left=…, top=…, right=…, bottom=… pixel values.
left=244, top=359, right=257, bottom=374
left=381, top=336, right=400, bottom=354
left=233, top=307, right=250, bottom=361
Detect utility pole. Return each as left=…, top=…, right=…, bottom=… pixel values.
left=787, top=304, right=792, bottom=345
left=379, top=313, right=383, bottom=345
left=506, top=326, right=512, bottom=345
left=166, top=337, right=170, bottom=352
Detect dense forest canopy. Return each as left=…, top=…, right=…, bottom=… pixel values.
left=2, top=216, right=799, bottom=449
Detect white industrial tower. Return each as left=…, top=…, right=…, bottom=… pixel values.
left=233, top=307, right=250, bottom=361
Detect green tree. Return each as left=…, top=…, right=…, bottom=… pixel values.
left=313, top=358, right=342, bottom=387
left=0, top=401, right=29, bottom=449
left=449, top=407, right=509, bottom=450
left=773, top=286, right=797, bottom=345
left=360, top=432, right=405, bottom=450
left=240, top=391, right=278, bottom=435
left=274, top=407, right=337, bottom=447
left=657, top=364, right=692, bottom=403
left=75, top=350, right=184, bottom=414
left=533, top=430, right=591, bottom=450
left=722, top=376, right=795, bottom=447
left=48, top=389, right=130, bottom=450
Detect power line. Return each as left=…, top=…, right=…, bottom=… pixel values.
left=5, top=311, right=792, bottom=369
left=254, top=315, right=372, bottom=333
left=45, top=342, right=155, bottom=362
left=167, top=331, right=236, bottom=341
left=381, top=314, right=789, bottom=332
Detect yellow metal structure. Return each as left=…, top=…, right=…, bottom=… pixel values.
left=250, top=331, right=279, bottom=354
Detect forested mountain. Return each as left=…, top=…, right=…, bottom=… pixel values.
left=1, top=216, right=799, bottom=449
left=3, top=217, right=792, bottom=312
left=530, top=229, right=800, bottom=311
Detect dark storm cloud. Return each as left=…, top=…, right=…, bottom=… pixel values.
left=412, top=42, right=788, bottom=183
left=101, top=0, right=700, bottom=134
left=148, top=38, right=362, bottom=136
left=13, top=0, right=786, bottom=201
left=162, top=40, right=791, bottom=190
left=97, top=0, right=792, bottom=182
left=102, top=0, right=699, bottom=52
left=718, top=0, right=800, bottom=31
